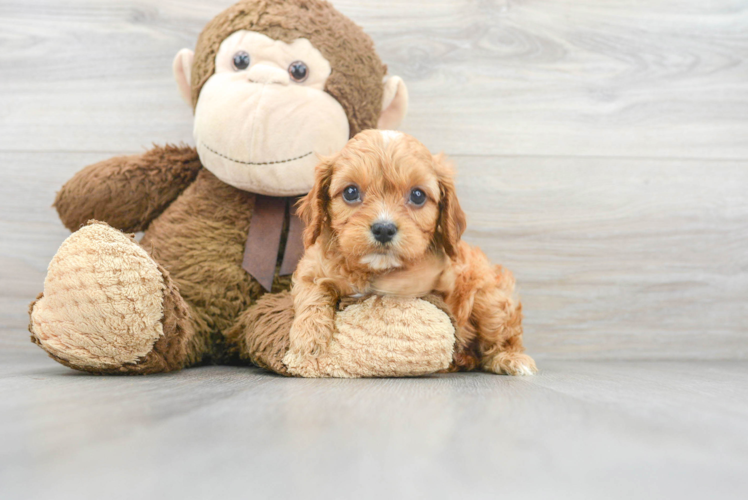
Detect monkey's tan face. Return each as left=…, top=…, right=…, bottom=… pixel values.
left=328, top=131, right=442, bottom=271
left=194, top=31, right=350, bottom=195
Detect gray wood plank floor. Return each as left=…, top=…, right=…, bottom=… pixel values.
left=1, top=352, right=747, bottom=500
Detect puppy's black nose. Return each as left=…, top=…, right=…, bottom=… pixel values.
left=371, top=222, right=397, bottom=244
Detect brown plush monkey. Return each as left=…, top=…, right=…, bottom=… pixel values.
left=28, top=0, right=457, bottom=377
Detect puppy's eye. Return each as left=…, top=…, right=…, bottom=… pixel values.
left=409, top=188, right=427, bottom=206
left=343, top=185, right=361, bottom=203
left=288, top=61, right=309, bottom=82
left=232, top=51, right=250, bottom=70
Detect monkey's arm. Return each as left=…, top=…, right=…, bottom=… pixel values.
left=54, top=145, right=202, bottom=233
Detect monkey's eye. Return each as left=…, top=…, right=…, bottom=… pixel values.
left=409, top=188, right=427, bottom=206
left=232, top=51, right=250, bottom=70
left=342, top=185, right=361, bottom=203
left=288, top=61, right=309, bottom=82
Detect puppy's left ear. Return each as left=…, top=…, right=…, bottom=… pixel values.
left=297, top=156, right=335, bottom=248
left=434, top=153, right=466, bottom=258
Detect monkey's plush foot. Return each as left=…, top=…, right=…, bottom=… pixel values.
left=283, top=296, right=456, bottom=378
left=483, top=351, right=538, bottom=376
left=29, top=221, right=193, bottom=374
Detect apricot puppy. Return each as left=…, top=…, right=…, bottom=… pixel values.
left=288, top=130, right=537, bottom=375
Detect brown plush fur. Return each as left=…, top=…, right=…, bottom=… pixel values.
left=29, top=2, right=437, bottom=377
left=42, top=261, right=197, bottom=375
left=54, top=145, right=202, bottom=233
left=290, top=131, right=537, bottom=375
left=225, top=291, right=294, bottom=375
left=29, top=223, right=195, bottom=374
left=141, top=168, right=263, bottom=363
left=191, top=0, right=386, bottom=136
left=284, top=294, right=456, bottom=378
left=139, top=167, right=297, bottom=365
left=35, top=154, right=294, bottom=373
left=225, top=291, right=459, bottom=377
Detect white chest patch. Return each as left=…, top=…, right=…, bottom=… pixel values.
left=360, top=253, right=403, bottom=271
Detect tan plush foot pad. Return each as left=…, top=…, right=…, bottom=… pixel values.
left=283, top=296, right=456, bottom=378
left=29, top=221, right=166, bottom=370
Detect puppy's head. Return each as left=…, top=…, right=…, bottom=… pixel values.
left=298, top=130, right=466, bottom=271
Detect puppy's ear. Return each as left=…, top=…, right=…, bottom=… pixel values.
left=433, top=153, right=466, bottom=258
left=297, top=156, right=335, bottom=248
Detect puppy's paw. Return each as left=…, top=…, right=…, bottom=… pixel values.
left=483, top=352, right=538, bottom=376
left=288, top=319, right=335, bottom=358
left=282, top=347, right=321, bottom=377
left=284, top=320, right=335, bottom=377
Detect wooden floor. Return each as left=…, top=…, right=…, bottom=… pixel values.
left=1, top=350, right=747, bottom=499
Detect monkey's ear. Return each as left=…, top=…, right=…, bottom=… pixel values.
left=377, top=76, right=408, bottom=130
left=298, top=157, right=335, bottom=248
left=173, top=48, right=195, bottom=106
left=433, top=153, right=467, bottom=259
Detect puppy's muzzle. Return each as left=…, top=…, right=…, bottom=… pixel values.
left=371, top=222, right=397, bottom=244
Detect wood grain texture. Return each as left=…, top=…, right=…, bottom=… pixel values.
left=2, top=152, right=745, bottom=358
left=1, top=355, right=747, bottom=499
left=1, top=0, right=747, bottom=157
left=0, top=0, right=747, bottom=359
left=454, top=155, right=748, bottom=358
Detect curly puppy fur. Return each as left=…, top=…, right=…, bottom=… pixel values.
left=289, top=130, right=537, bottom=375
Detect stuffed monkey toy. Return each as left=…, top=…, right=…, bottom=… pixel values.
left=28, top=0, right=459, bottom=377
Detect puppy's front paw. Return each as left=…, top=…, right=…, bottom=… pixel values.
left=284, top=313, right=336, bottom=375
left=483, top=352, right=538, bottom=376
left=288, top=318, right=335, bottom=358
left=282, top=345, right=321, bottom=377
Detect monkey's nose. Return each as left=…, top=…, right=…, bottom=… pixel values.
left=246, top=64, right=290, bottom=85
left=371, top=222, right=398, bottom=244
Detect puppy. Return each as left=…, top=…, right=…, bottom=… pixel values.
left=288, top=130, right=537, bottom=376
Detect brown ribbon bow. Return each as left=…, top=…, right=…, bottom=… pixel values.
left=242, top=194, right=305, bottom=291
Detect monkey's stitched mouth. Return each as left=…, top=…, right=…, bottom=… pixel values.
left=200, top=142, right=313, bottom=166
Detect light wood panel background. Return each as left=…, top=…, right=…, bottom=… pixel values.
left=1, top=0, right=746, bottom=359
